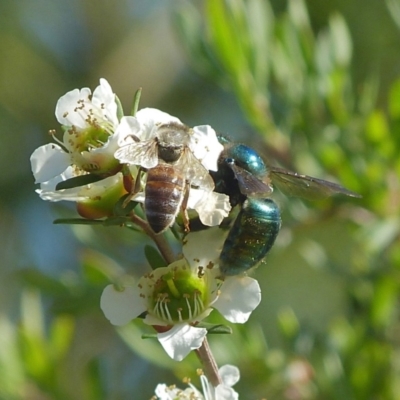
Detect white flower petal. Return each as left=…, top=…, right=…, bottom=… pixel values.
left=155, top=383, right=202, bottom=400
left=135, top=108, right=182, bottom=141
left=219, top=365, right=240, bottom=387
left=189, top=189, right=231, bottom=227
left=154, top=384, right=172, bottom=400
left=215, top=385, right=239, bottom=400
left=157, top=324, right=207, bottom=361
left=186, top=187, right=204, bottom=208
left=30, top=144, right=70, bottom=183
left=135, top=108, right=181, bottom=125
left=55, top=87, right=92, bottom=128
left=55, top=79, right=119, bottom=131
left=190, top=125, right=223, bottom=171
left=213, top=276, right=261, bottom=323
left=37, top=167, right=76, bottom=200
left=100, top=284, right=145, bottom=326
left=183, top=228, right=225, bottom=267
left=116, top=116, right=142, bottom=146
left=92, top=78, right=118, bottom=127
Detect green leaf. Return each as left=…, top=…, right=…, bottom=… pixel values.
left=141, top=333, right=158, bottom=340
left=288, top=0, right=311, bottom=30
left=113, top=194, right=138, bottom=216
left=370, top=276, right=399, bottom=329
left=50, top=287, right=102, bottom=315
left=55, top=174, right=104, bottom=191
left=102, top=216, right=132, bottom=226
left=389, top=78, right=400, bottom=119
left=131, top=87, right=142, bottom=116
left=115, top=95, right=124, bottom=121
left=53, top=218, right=105, bottom=225
left=173, top=2, right=223, bottom=80
left=329, top=13, right=352, bottom=67
left=197, top=322, right=232, bottom=335
left=277, top=307, right=300, bottom=340
left=206, top=0, right=247, bottom=77
left=49, top=316, right=75, bottom=360
left=16, top=269, right=69, bottom=296
left=81, top=250, right=123, bottom=285
left=144, top=245, right=168, bottom=270
left=386, top=0, right=400, bottom=30
left=246, top=0, right=274, bottom=88
left=366, top=110, right=389, bottom=143
left=53, top=216, right=131, bottom=226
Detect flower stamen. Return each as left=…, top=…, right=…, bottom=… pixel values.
left=165, top=277, right=180, bottom=298
left=177, top=308, right=183, bottom=322
left=184, top=294, right=192, bottom=320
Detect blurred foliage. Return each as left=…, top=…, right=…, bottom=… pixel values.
left=173, top=1, right=400, bottom=399
left=1, top=0, right=400, bottom=399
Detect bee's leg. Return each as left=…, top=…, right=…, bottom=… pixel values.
left=181, top=181, right=191, bottom=232
left=122, top=167, right=143, bottom=208
left=133, top=167, right=143, bottom=193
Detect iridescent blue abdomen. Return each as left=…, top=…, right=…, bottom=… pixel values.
left=219, top=198, right=281, bottom=276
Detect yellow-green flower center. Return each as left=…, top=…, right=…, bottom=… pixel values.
left=62, top=119, right=120, bottom=174
left=150, top=264, right=208, bottom=323
left=67, top=125, right=110, bottom=153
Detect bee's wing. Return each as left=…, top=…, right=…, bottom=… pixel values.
left=115, top=139, right=158, bottom=169
left=228, top=162, right=273, bottom=197
left=270, top=166, right=362, bottom=200
left=178, top=149, right=214, bottom=191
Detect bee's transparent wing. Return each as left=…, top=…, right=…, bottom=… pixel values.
left=270, top=166, right=361, bottom=200
left=115, top=139, right=159, bottom=169
left=228, top=162, right=273, bottom=197
left=178, top=149, right=214, bottom=191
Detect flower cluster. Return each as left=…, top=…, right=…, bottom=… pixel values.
left=101, top=228, right=261, bottom=361
left=30, top=79, right=134, bottom=218
left=30, top=79, right=264, bottom=386
left=30, top=79, right=231, bottom=224
left=153, top=364, right=240, bottom=400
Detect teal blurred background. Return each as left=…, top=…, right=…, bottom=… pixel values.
left=1, top=0, right=399, bottom=399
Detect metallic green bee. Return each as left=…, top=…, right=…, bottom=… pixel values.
left=211, top=137, right=361, bottom=276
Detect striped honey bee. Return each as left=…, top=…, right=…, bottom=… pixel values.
left=116, top=122, right=214, bottom=233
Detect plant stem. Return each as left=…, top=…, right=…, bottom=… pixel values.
left=195, top=337, right=222, bottom=387
left=130, top=214, right=176, bottom=264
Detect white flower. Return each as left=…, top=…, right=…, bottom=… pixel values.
left=114, top=108, right=231, bottom=229
left=154, top=383, right=203, bottom=400
left=101, top=230, right=261, bottom=361
left=154, top=365, right=240, bottom=400
left=101, top=258, right=218, bottom=361
left=183, top=229, right=262, bottom=324
left=30, top=79, right=138, bottom=203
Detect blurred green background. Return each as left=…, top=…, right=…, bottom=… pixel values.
left=1, top=0, right=399, bottom=399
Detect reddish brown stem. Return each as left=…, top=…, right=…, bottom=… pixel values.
left=130, top=213, right=176, bottom=264
left=195, top=337, right=222, bottom=387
